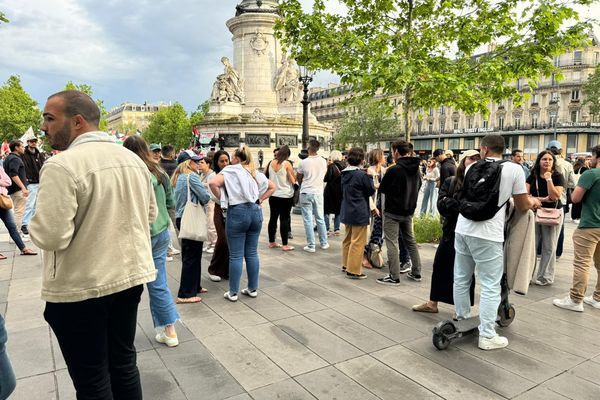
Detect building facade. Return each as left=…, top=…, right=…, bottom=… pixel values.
left=105, top=102, right=167, bottom=133
left=310, top=43, right=600, bottom=159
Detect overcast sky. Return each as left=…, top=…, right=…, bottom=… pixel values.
left=0, top=0, right=598, bottom=114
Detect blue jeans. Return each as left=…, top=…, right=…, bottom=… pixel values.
left=226, top=203, right=263, bottom=294
left=453, top=233, right=503, bottom=338
left=0, top=208, right=25, bottom=251
left=148, top=229, right=180, bottom=328
left=21, top=183, right=39, bottom=227
left=0, top=315, right=16, bottom=400
left=299, top=193, right=328, bottom=249
left=324, top=213, right=341, bottom=232
left=420, top=181, right=437, bottom=215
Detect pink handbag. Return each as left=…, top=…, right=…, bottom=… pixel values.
left=534, top=179, right=561, bottom=226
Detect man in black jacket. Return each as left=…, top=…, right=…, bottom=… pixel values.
left=377, top=141, right=423, bottom=285
left=159, top=145, right=177, bottom=177
left=433, top=148, right=457, bottom=188
left=21, top=136, right=46, bottom=236
left=5, top=140, right=29, bottom=237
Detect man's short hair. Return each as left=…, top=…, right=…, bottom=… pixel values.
left=511, top=149, right=523, bottom=157
left=346, top=147, right=365, bottom=166
left=392, top=141, right=413, bottom=157
left=480, top=134, right=505, bottom=155
left=9, top=140, right=22, bottom=152
left=308, top=139, right=320, bottom=152
left=161, top=144, right=174, bottom=158
left=432, top=149, right=444, bottom=158
left=48, top=90, right=101, bottom=127
left=591, top=145, right=600, bottom=159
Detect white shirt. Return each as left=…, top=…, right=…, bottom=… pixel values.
left=456, top=159, right=527, bottom=243
left=298, top=155, right=327, bottom=194
left=220, top=164, right=269, bottom=207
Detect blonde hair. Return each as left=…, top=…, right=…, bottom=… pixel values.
left=369, top=149, right=384, bottom=165
left=329, top=150, right=343, bottom=162
left=234, top=145, right=257, bottom=177
left=171, top=160, right=196, bottom=188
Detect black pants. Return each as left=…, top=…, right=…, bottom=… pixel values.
left=208, top=204, right=229, bottom=279
left=176, top=218, right=204, bottom=297
left=44, top=285, right=144, bottom=400
left=268, top=196, right=294, bottom=245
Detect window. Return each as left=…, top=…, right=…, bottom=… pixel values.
left=567, top=134, right=578, bottom=154
left=449, top=138, right=460, bottom=149
left=464, top=138, right=475, bottom=149
left=498, top=116, right=505, bottom=130
left=428, top=121, right=433, bottom=134
left=440, top=106, right=446, bottom=115
left=531, top=93, right=539, bottom=105
left=453, top=120, right=459, bottom=130
left=550, top=113, right=557, bottom=128
left=429, top=108, right=434, bottom=116
left=440, top=120, right=446, bottom=133
left=483, top=120, right=489, bottom=129
left=531, top=113, right=539, bottom=129
left=574, top=50, right=582, bottom=65
left=588, top=134, right=599, bottom=149
left=417, top=120, right=422, bottom=135
left=572, top=90, right=580, bottom=101
left=413, top=140, right=432, bottom=151
left=467, top=117, right=473, bottom=129
left=551, top=73, right=558, bottom=87
left=514, top=116, right=521, bottom=130
left=525, top=135, right=539, bottom=154
left=551, top=92, right=560, bottom=103
left=571, top=110, right=579, bottom=123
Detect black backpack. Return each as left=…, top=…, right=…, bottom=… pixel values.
left=458, top=159, right=508, bottom=221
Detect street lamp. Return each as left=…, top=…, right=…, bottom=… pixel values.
left=549, top=109, right=558, bottom=140
left=299, top=66, right=314, bottom=151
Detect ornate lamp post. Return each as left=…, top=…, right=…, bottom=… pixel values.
left=299, top=66, right=314, bottom=151
left=549, top=109, right=558, bottom=140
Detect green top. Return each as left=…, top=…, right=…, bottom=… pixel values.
left=150, top=172, right=175, bottom=236
left=577, top=168, right=600, bottom=229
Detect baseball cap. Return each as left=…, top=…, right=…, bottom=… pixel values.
left=459, top=149, right=480, bottom=163
left=149, top=143, right=161, bottom=151
left=547, top=140, right=562, bottom=151
left=444, top=149, right=454, bottom=157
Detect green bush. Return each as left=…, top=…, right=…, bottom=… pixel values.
left=414, top=214, right=443, bottom=243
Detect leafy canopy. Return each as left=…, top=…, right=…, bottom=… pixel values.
left=583, top=64, right=600, bottom=121
left=0, top=11, right=8, bottom=24
left=64, top=81, right=107, bottom=130
left=277, top=0, right=597, bottom=140
left=0, top=75, right=41, bottom=141
left=143, top=102, right=209, bottom=150
left=336, top=97, right=399, bottom=150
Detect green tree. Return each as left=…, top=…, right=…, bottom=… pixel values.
left=277, top=0, right=596, bottom=141
left=190, top=100, right=210, bottom=127
left=336, top=97, right=399, bottom=150
left=583, top=64, right=600, bottom=122
left=143, top=103, right=192, bottom=149
left=0, top=12, right=8, bottom=24
left=64, top=81, right=108, bottom=130
left=0, top=75, right=41, bottom=141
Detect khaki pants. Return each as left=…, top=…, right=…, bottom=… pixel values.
left=9, top=191, right=26, bottom=229
left=342, top=225, right=368, bottom=275
left=570, top=228, right=600, bottom=302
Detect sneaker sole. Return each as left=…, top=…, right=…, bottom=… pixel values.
left=552, top=301, right=583, bottom=312
left=583, top=298, right=600, bottom=309
left=376, top=280, right=400, bottom=286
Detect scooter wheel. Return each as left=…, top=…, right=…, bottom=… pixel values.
left=497, top=305, right=516, bottom=327
left=432, top=321, right=455, bottom=350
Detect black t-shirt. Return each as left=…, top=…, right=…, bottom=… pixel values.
left=4, top=153, right=28, bottom=195
left=527, top=171, right=565, bottom=208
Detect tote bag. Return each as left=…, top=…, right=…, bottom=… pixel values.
left=178, top=174, right=208, bottom=242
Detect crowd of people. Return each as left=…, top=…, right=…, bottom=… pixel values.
left=0, top=90, right=599, bottom=399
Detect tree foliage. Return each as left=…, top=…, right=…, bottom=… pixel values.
left=143, top=103, right=193, bottom=149
left=0, top=11, right=8, bottom=24
left=0, top=75, right=41, bottom=141
left=583, top=64, right=600, bottom=122
left=190, top=100, right=210, bottom=127
left=277, top=0, right=597, bottom=141
left=64, top=81, right=107, bottom=130
left=336, top=97, right=399, bottom=150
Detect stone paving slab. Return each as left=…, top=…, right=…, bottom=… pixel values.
left=3, top=215, right=600, bottom=399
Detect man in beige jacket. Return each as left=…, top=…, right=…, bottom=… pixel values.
left=30, top=90, right=157, bottom=400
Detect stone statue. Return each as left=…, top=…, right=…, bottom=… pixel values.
left=211, top=57, right=245, bottom=104
left=274, top=56, right=301, bottom=103
left=250, top=30, right=268, bottom=55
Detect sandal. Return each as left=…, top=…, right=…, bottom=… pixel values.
left=411, top=302, right=438, bottom=313
left=20, top=249, right=37, bottom=256
left=199, top=288, right=208, bottom=294
left=282, top=245, right=294, bottom=251
left=268, top=243, right=282, bottom=249
left=176, top=297, right=202, bottom=304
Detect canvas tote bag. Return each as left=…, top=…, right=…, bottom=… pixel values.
left=178, top=174, right=208, bottom=242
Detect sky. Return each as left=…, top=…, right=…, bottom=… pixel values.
left=0, top=0, right=598, bottom=115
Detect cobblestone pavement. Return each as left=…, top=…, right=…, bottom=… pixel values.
left=2, top=211, right=599, bottom=399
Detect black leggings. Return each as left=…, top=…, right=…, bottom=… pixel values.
left=268, top=196, right=294, bottom=245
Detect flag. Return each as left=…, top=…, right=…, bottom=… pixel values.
left=192, top=127, right=200, bottom=137
left=19, top=127, right=36, bottom=142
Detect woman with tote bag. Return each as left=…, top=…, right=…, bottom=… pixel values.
left=171, top=156, right=210, bottom=303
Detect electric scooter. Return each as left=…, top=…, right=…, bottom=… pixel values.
left=432, top=273, right=515, bottom=350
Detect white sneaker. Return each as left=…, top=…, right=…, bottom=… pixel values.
left=208, top=274, right=222, bottom=282
left=166, top=256, right=174, bottom=262
left=224, top=291, right=238, bottom=302
left=478, top=335, right=509, bottom=350
left=206, top=247, right=215, bottom=254
left=241, top=288, right=258, bottom=298
left=155, top=331, right=179, bottom=347
left=583, top=296, right=600, bottom=309
left=170, top=248, right=181, bottom=255
left=303, top=246, right=316, bottom=253
left=321, top=243, right=330, bottom=250
left=553, top=296, right=584, bottom=312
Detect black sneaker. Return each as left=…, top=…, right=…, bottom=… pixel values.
left=376, top=275, right=400, bottom=286
left=406, top=272, right=422, bottom=282
left=346, top=272, right=367, bottom=280
left=341, top=266, right=347, bottom=273
left=399, top=261, right=412, bottom=274
left=21, top=225, right=29, bottom=235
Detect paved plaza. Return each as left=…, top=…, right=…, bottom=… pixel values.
left=2, top=213, right=600, bottom=400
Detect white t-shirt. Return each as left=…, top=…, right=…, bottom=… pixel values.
left=298, top=155, right=327, bottom=194
left=455, top=159, right=527, bottom=243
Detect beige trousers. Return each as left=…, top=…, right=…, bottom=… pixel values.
left=10, top=191, right=26, bottom=229
left=342, top=225, right=368, bottom=275
left=570, top=228, right=600, bottom=302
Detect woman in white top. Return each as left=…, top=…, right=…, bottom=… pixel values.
left=199, top=156, right=217, bottom=253
left=420, top=158, right=440, bottom=215
left=267, top=145, right=297, bottom=251
left=209, top=146, right=275, bottom=301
